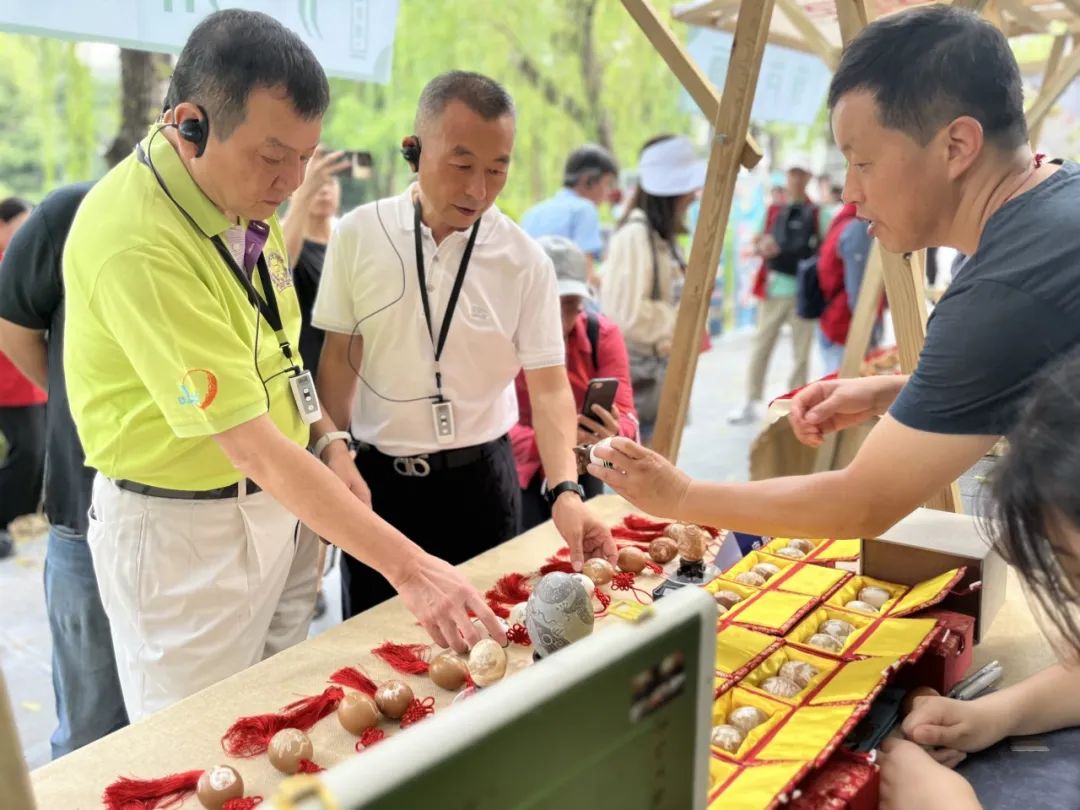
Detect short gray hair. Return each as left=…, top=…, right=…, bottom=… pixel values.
left=414, top=71, right=515, bottom=134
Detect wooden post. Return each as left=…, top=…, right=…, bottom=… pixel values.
left=621, top=0, right=764, bottom=170
left=643, top=0, right=776, bottom=461
left=1029, top=34, right=1069, bottom=149
left=812, top=248, right=884, bottom=472
left=1026, top=41, right=1080, bottom=133
left=776, top=0, right=839, bottom=69
left=835, top=0, right=870, bottom=46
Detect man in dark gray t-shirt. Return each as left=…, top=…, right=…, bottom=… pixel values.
left=0, top=182, right=129, bottom=757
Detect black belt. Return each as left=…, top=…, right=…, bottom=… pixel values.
left=113, top=478, right=262, bottom=500
left=355, top=436, right=508, bottom=478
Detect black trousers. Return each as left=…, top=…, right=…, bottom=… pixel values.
left=341, top=435, right=521, bottom=619
left=0, top=404, right=45, bottom=530
left=520, top=470, right=604, bottom=532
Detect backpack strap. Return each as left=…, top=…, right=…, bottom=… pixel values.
left=585, top=309, right=601, bottom=371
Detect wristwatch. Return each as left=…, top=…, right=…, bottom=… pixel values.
left=312, top=430, right=352, bottom=461
left=544, top=480, right=585, bottom=506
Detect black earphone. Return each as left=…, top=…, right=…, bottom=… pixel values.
left=400, top=135, right=421, bottom=172
left=177, top=104, right=211, bottom=158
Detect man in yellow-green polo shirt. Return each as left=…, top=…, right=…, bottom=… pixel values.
left=63, top=9, right=504, bottom=722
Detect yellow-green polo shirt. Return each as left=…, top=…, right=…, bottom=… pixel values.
left=64, top=126, right=308, bottom=490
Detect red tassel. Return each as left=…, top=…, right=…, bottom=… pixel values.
left=612, top=525, right=661, bottom=542
left=223, top=799, right=263, bottom=810
left=297, top=759, right=324, bottom=774
left=486, top=573, right=532, bottom=605
left=644, top=560, right=663, bottom=575
left=623, top=514, right=671, bottom=532
left=371, top=641, right=430, bottom=675
left=102, top=770, right=203, bottom=810
left=594, top=589, right=612, bottom=616
left=538, top=559, right=574, bottom=576
left=220, top=686, right=344, bottom=757
left=329, top=666, right=378, bottom=697
left=355, top=727, right=386, bottom=751
left=506, top=623, right=531, bottom=646
left=400, top=696, right=436, bottom=728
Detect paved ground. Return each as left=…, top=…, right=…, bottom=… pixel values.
left=1, top=325, right=992, bottom=768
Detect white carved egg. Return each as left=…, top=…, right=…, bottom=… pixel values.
left=525, top=572, right=595, bottom=658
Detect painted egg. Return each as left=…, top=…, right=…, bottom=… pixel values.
left=677, top=525, right=709, bottom=562
left=713, top=590, right=744, bottom=610
left=589, top=436, right=616, bottom=469
left=617, top=546, right=648, bottom=574
left=508, top=601, right=529, bottom=627
left=468, top=638, right=508, bottom=687
left=845, top=600, right=879, bottom=614
left=820, top=619, right=856, bottom=639
left=429, top=651, right=469, bottom=691
left=268, top=728, right=313, bottom=775
left=582, top=558, right=615, bottom=586
left=711, top=723, right=745, bottom=753
left=858, top=586, right=892, bottom=609
left=196, top=765, right=243, bottom=810
left=787, top=539, right=815, bottom=554
left=375, top=680, right=414, bottom=719
left=728, top=705, right=768, bottom=735
left=337, top=691, right=380, bottom=734
left=572, top=572, right=596, bottom=597
left=808, top=633, right=844, bottom=653
left=779, top=660, right=819, bottom=689
left=649, top=537, right=678, bottom=564
left=734, top=571, right=766, bottom=588
left=760, top=676, right=802, bottom=699
left=774, top=547, right=806, bottom=560
left=750, top=563, right=780, bottom=581
left=525, top=571, right=595, bottom=658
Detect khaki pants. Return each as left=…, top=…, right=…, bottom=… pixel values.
left=746, top=296, right=816, bottom=402
left=87, top=474, right=319, bottom=721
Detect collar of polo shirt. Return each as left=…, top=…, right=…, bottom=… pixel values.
left=397, top=183, right=497, bottom=246
left=144, top=124, right=235, bottom=238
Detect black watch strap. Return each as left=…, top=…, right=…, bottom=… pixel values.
left=545, top=480, right=585, bottom=505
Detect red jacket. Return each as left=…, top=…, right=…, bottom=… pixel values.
left=0, top=250, right=47, bottom=407
left=817, top=204, right=861, bottom=345
left=510, top=311, right=637, bottom=489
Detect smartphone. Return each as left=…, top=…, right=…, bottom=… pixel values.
left=335, top=150, right=374, bottom=180
left=581, top=377, right=618, bottom=420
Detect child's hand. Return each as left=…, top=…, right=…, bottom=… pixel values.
left=879, top=738, right=982, bottom=810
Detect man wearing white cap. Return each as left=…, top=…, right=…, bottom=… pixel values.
left=730, top=156, right=820, bottom=424
left=601, top=135, right=705, bottom=442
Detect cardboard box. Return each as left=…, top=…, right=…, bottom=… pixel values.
left=862, top=508, right=1006, bottom=642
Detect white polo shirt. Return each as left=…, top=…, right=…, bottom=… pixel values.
left=313, top=185, right=564, bottom=457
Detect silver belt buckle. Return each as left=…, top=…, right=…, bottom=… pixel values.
left=393, top=455, right=431, bottom=477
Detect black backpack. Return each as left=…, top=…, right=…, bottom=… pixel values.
left=770, top=203, right=820, bottom=276
left=795, top=255, right=826, bottom=319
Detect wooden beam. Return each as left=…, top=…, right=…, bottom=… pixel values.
left=1026, top=37, right=1080, bottom=131
left=776, top=0, right=839, bottom=69
left=1029, top=34, right=1069, bottom=148
left=622, top=0, right=763, bottom=169
left=1062, top=0, right=1080, bottom=21
left=997, top=0, right=1049, bottom=32
left=649, top=0, right=775, bottom=460
left=812, top=246, right=885, bottom=473
left=835, top=0, right=870, bottom=47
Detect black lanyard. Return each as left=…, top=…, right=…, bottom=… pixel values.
left=413, top=199, right=480, bottom=398
left=136, top=139, right=296, bottom=369
left=209, top=236, right=296, bottom=366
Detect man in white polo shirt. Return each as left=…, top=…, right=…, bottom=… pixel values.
left=314, top=71, right=615, bottom=617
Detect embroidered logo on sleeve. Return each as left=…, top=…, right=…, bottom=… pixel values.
left=178, top=368, right=218, bottom=409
